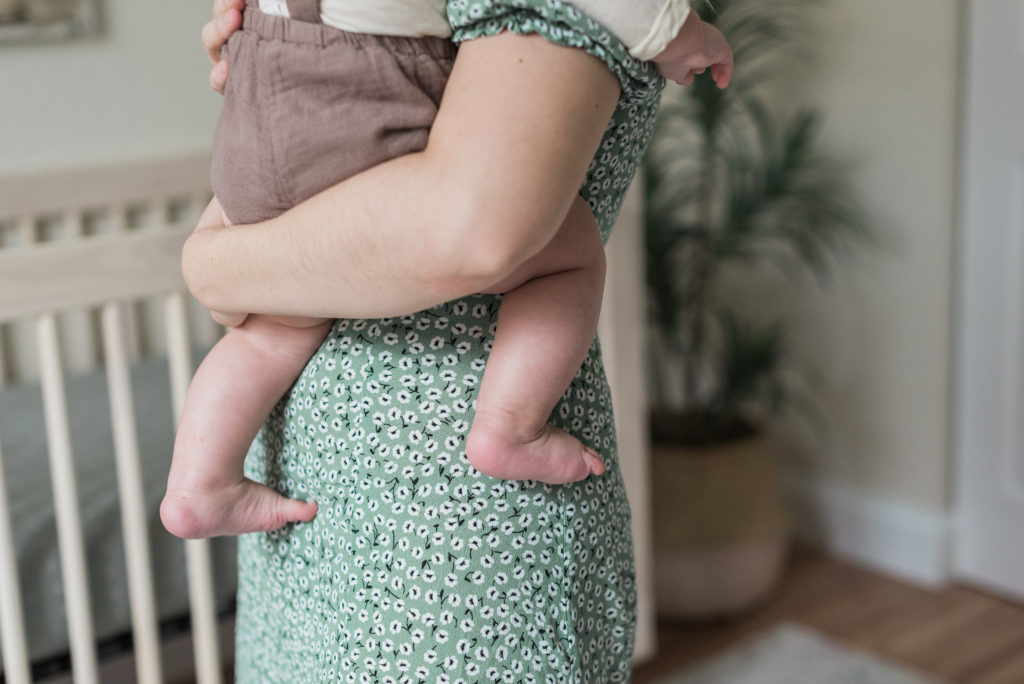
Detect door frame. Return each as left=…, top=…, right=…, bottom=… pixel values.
left=952, top=0, right=1024, bottom=600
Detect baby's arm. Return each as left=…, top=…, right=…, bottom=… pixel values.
left=570, top=0, right=733, bottom=87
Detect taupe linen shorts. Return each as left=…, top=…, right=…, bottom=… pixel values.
left=211, top=0, right=456, bottom=225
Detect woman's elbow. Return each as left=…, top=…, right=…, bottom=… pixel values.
left=422, top=241, right=518, bottom=299
left=427, top=204, right=552, bottom=294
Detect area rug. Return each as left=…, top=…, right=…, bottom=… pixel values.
left=654, top=622, right=947, bottom=684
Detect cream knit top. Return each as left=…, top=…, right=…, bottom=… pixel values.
left=257, top=0, right=689, bottom=61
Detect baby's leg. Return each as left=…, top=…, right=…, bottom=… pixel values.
left=465, top=196, right=607, bottom=484
left=162, top=313, right=330, bottom=538
left=161, top=208, right=331, bottom=538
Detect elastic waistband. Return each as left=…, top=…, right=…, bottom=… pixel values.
left=241, top=0, right=456, bottom=59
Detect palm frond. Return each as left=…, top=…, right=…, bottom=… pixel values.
left=706, top=312, right=787, bottom=432
left=642, top=0, right=869, bottom=430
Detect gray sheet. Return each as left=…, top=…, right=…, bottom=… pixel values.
left=0, top=354, right=236, bottom=667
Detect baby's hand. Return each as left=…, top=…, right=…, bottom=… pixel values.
left=653, top=10, right=734, bottom=88
left=202, top=0, right=244, bottom=94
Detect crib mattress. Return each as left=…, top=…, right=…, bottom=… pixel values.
left=0, top=353, right=237, bottom=669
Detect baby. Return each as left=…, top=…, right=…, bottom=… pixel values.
left=161, top=0, right=732, bottom=539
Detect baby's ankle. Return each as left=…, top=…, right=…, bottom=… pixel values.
left=165, top=467, right=240, bottom=498
left=470, top=406, right=545, bottom=446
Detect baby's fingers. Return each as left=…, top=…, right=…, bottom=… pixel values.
left=583, top=448, right=606, bottom=476
left=209, top=60, right=229, bottom=94
left=211, top=310, right=247, bottom=328
left=712, top=61, right=734, bottom=89
left=212, top=0, right=244, bottom=20
left=201, top=5, right=242, bottom=65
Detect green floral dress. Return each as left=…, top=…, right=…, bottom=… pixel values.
left=234, top=1, right=664, bottom=681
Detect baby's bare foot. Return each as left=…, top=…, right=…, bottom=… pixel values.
left=465, top=419, right=605, bottom=484
left=160, top=478, right=317, bottom=539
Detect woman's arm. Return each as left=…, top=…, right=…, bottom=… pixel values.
left=184, top=30, right=620, bottom=320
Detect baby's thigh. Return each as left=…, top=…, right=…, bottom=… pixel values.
left=235, top=315, right=332, bottom=363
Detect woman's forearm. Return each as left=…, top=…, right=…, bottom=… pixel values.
left=183, top=32, right=620, bottom=320
left=185, top=151, right=471, bottom=320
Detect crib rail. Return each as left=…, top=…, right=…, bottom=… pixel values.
left=0, top=155, right=222, bottom=386
left=0, top=155, right=226, bottom=684
left=0, top=228, right=189, bottom=324
left=0, top=157, right=215, bottom=223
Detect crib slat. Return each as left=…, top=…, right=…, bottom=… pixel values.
left=4, top=215, right=40, bottom=384
left=4, top=216, right=42, bottom=385
left=16, top=215, right=35, bottom=246
left=0, top=436, right=31, bottom=684
left=61, top=210, right=102, bottom=375
left=166, top=292, right=224, bottom=684
left=102, top=303, right=164, bottom=684
left=110, top=202, right=144, bottom=362
left=0, top=325, right=8, bottom=387
left=37, top=314, right=100, bottom=684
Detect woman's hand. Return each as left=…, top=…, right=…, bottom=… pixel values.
left=191, top=197, right=248, bottom=328
left=202, top=0, right=244, bottom=93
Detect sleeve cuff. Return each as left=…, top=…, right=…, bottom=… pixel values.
left=448, top=0, right=664, bottom=106
left=628, top=1, right=690, bottom=61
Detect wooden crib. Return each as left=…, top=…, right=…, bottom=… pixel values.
left=0, top=154, right=234, bottom=684
left=0, top=153, right=656, bottom=683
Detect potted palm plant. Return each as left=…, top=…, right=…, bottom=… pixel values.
left=643, top=0, right=868, bottom=619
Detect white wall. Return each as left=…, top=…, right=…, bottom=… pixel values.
left=0, top=0, right=220, bottom=175
left=721, top=1, right=961, bottom=533
left=785, top=0, right=960, bottom=511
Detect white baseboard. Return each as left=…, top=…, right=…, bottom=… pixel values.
left=782, top=474, right=952, bottom=588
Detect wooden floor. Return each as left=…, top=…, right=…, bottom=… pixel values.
left=632, top=547, right=1024, bottom=684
